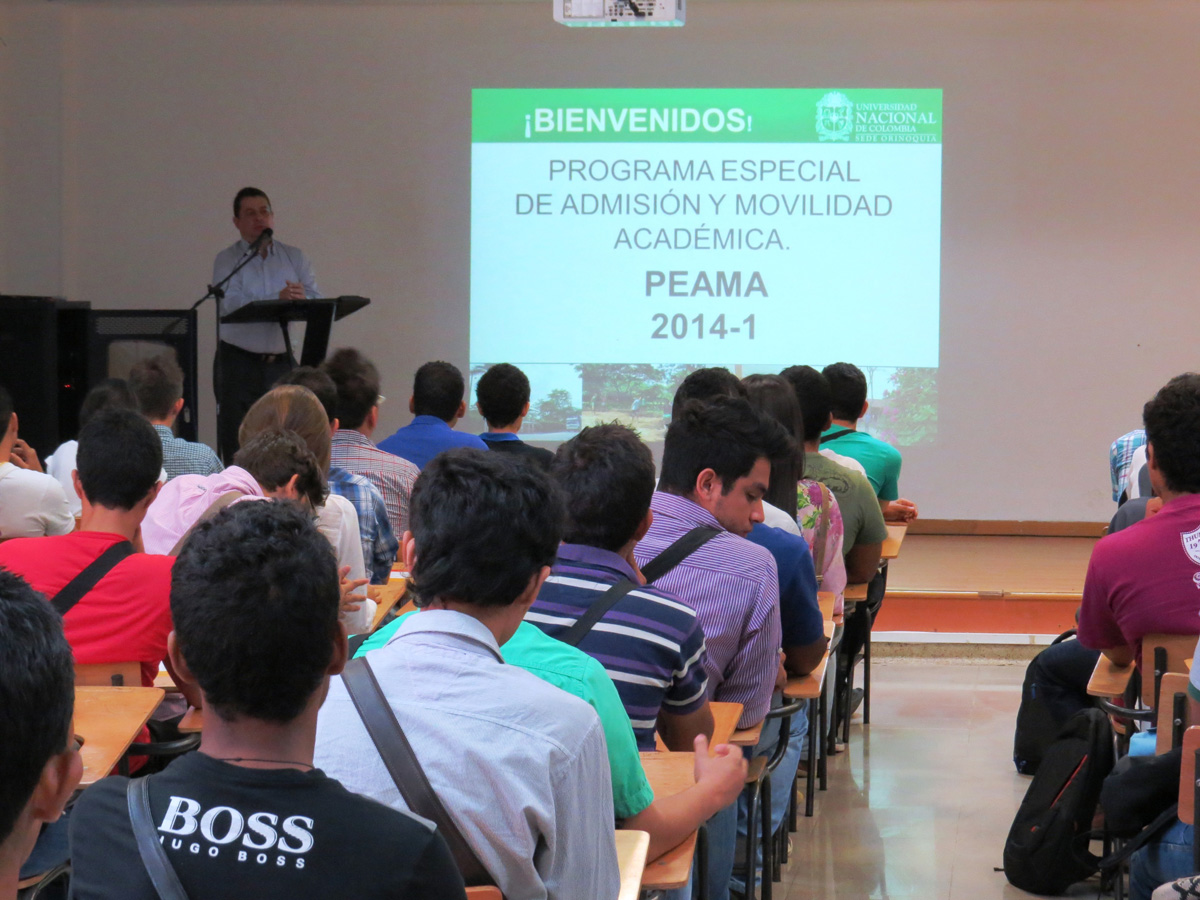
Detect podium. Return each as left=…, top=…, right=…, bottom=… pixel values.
left=221, top=296, right=370, bottom=367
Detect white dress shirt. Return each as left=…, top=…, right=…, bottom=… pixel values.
left=0, top=462, right=75, bottom=539
left=212, top=238, right=320, bottom=354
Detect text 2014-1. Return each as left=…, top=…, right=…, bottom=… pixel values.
left=650, top=313, right=756, bottom=340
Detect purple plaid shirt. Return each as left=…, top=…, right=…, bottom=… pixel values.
left=329, top=430, right=419, bottom=535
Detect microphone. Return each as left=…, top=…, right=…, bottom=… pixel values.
left=248, top=227, right=274, bottom=252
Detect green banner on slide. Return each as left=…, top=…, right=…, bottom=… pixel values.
left=473, top=88, right=941, bottom=144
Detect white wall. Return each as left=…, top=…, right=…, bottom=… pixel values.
left=2, top=0, right=1199, bottom=521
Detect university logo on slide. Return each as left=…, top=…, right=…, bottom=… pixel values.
left=1180, top=525, right=1200, bottom=566
left=815, top=92, right=854, bottom=142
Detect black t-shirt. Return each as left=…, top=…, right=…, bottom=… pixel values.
left=483, top=437, right=554, bottom=470
left=68, top=752, right=466, bottom=900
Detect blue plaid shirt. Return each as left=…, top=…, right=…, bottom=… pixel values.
left=328, top=466, right=399, bottom=583
left=1110, top=429, right=1147, bottom=501
left=154, top=425, right=223, bottom=481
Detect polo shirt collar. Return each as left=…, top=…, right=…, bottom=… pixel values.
left=650, top=491, right=724, bottom=531
left=411, top=415, right=452, bottom=430
left=236, top=238, right=276, bottom=257
left=333, top=429, right=375, bottom=450
left=386, top=608, right=505, bottom=664
left=556, top=542, right=639, bottom=582
left=480, top=432, right=519, bottom=443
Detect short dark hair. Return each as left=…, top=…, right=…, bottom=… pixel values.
left=659, top=397, right=793, bottom=497
left=129, top=355, right=184, bottom=421
left=233, top=187, right=270, bottom=218
left=671, top=367, right=746, bottom=420
left=0, top=570, right=74, bottom=844
left=412, top=361, right=466, bottom=422
left=0, top=384, right=13, bottom=443
left=781, top=366, right=834, bottom=443
left=743, top=374, right=805, bottom=517
left=1143, top=374, right=1200, bottom=494
left=275, top=367, right=339, bottom=425
left=233, top=428, right=327, bottom=510
left=476, top=364, right=531, bottom=429
left=171, top=501, right=340, bottom=723
left=822, top=362, right=868, bottom=422
left=77, top=408, right=163, bottom=510
left=79, top=378, right=138, bottom=430
left=321, top=348, right=380, bottom=430
left=553, top=424, right=655, bottom=552
left=410, top=449, right=563, bottom=608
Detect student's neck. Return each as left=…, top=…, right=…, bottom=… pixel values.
left=487, top=422, right=521, bottom=435
left=148, top=416, right=175, bottom=429
left=830, top=418, right=858, bottom=431
left=0, top=841, right=24, bottom=900
left=80, top=505, right=143, bottom=542
left=200, top=703, right=319, bottom=771
left=425, top=598, right=519, bottom=646
left=352, top=423, right=374, bottom=440
left=0, top=435, right=15, bottom=463
left=804, top=439, right=821, bottom=453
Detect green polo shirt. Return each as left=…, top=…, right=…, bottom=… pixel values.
left=357, top=614, right=655, bottom=820
left=804, top=451, right=889, bottom=551
left=821, top=426, right=902, bottom=501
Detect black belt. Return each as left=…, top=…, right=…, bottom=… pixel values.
left=219, top=341, right=289, bottom=365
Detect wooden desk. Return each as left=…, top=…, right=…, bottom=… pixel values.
left=708, top=701, right=743, bottom=749
left=730, top=720, right=763, bottom=747
left=178, top=706, right=204, bottom=734
left=844, top=582, right=868, bottom=602
left=615, top=829, right=650, bottom=900
left=153, top=670, right=177, bottom=692
left=366, top=581, right=411, bottom=632
left=1087, top=655, right=1134, bottom=699
left=75, top=686, right=164, bottom=786
left=637, top=751, right=697, bottom=889
left=882, top=524, right=908, bottom=560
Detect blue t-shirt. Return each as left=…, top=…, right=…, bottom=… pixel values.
left=377, top=415, right=488, bottom=469
left=746, top=523, right=823, bottom=648
left=527, top=543, right=710, bottom=751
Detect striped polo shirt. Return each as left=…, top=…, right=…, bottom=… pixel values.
left=634, top=492, right=782, bottom=730
left=528, top=543, right=710, bottom=751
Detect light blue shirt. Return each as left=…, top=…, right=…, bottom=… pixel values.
left=314, top=609, right=620, bottom=900
left=212, top=238, right=320, bottom=354
left=377, top=415, right=489, bottom=469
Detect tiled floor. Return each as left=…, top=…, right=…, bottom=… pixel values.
left=772, top=658, right=1076, bottom=900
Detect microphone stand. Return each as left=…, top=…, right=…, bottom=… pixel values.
left=192, top=232, right=269, bottom=461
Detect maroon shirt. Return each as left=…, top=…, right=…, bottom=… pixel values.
left=1078, top=493, right=1200, bottom=664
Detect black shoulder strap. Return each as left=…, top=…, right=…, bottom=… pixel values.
left=126, top=777, right=191, bottom=900
left=1097, top=803, right=1180, bottom=870
left=51, top=541, right=135, bottom=618
left=640, top=526, right=721, bottom=584
left=559, top=579, right=639, bottom=648
left=819, top=428, right=854, bottom=445
left=341, top=657, right=495, bottom=888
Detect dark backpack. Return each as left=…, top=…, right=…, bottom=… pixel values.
left=1003, top=708, right=1115, bottom=894
left=1014, top=629, right=1088, bottom=775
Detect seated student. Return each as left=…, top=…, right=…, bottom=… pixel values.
left=357, top=609, right=747, bottom=867
left=529, top=422, right=714, bottom=751
left=820, top=362, right=918, bottom=523
left=376, top=361, right=487, bottom=469
left=322, top=348, right=419, bottom=534
left=1111, top=427, right=1148, bottom=504
left=275, top=368, right=399, bottom=585
left=0, top=384, right=74, bottom=539
left=45, top=378, right=143, bottom=517
left=129, top=353, right=223, bottom=480
left=0, top=408, right=195, bottom=706
left=68, top=501, right=466, bottom=900
left=475, top=363, right=554, bottom=469
left=316, top=450, right=620, bottom=900
left=0, top=571, right=83, bottom=900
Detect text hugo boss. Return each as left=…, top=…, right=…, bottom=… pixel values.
left=157, top=796, right=313, bottom=869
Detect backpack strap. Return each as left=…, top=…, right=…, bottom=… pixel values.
left=126, top=777, right=191, bottom=900
left=1096, top=803, right=1180, bottom=870
left=558, top=579, right=640, bottom=648
left=167, top=491, right=245, bottom=556
left=640, top=526, right=721, bottom=584
left=819, top=428, right=854, bottom=445
left=341, top=657, right=495, bottom=888
left=50, top=541, right=134, bottom=618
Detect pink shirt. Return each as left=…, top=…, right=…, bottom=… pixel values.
left=141, top=466, right=265, bottom=555
left=1078, top=493, right=1200, bottom=664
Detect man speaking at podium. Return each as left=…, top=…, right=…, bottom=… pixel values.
left=212, top=187, right=320, bottom=462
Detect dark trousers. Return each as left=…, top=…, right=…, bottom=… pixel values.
left=1025, top=636, right=1102, bottom=723
left=215, top=341, right=295, bottom=464
left=840, top=563, right=888, bottom=671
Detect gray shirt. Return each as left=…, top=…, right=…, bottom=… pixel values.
left=314, top=610, right=619, bottom=900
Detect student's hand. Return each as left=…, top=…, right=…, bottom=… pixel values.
left=883, top=498, right=918, bottom=522
left=1145, top=497, right=1164, bottom=519
left=338, top=565, right=369, bottom=614
left=692, top=735, right=748, bottom=809
left=278, top=281, right=306, bottom=301
left=10, top=439, right=43, bottom=472
left=775, top=650, right=788, bottom=690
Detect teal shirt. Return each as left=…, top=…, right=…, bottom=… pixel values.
left=821, top=426, right=902, bottom=501
left=357, top=614, right=655, bottom=820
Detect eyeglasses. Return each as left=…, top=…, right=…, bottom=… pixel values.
left=376, top=394, right=386, bottom=406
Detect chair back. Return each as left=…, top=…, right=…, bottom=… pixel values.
left=1140, top=634, right=1198, bottom=707
left=464, top=888, right=503, bottom=899
left=1155, top=672, right=1192, bottom=754
left=76, top=661, right=142, bottom=687
left=1178, top=726, right=1200, bottom=826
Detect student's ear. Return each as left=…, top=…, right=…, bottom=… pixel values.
left=633, top=508, right=654, bottom=542
left=455, top=400, right=467, bottom=421
left=860, top=400, right=869, bottom=419
left=693, top=468, right=721, bottom=503
left=401, top=531, right=417, bottom=572
left=327, top=625, right=349, bottom=676
left=139, top=480, right=162, bottom=511
left=172, top=397, right=185, bottom=419
left=475, top=402, right=484, bottom=418
left=330, top=417, right=340, bottom=435
left=10, top=411, right=18, bottom=437
left=520, top=401, right=530, bottom=418
left=365, top=406, right=379, bottom=432
left=408, top=396, right=416, bottom=415
left=28, top=744, right=83, bottom=826
left=283, top=473, right=301, bottom=500
left=71, top=470, right=85, bottom=501
left=167, top=632, right=198, bottom=689
left=515, top=565, right=551, bottom=615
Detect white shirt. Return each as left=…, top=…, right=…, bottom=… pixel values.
left=314, top=492, right=376, bottom=634
left=315, top=610, right=619, bottom=900
left=762, top=499, right=802, bottom=536
left=0, top=462, right=75, bottom=539
left=821, top=447, right=867, bottom=478
left=1125, top=445, right=1149, bottom=501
